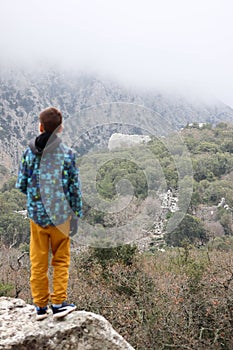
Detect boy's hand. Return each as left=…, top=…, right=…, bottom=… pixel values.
left=70, top=215, right=78, bottom=236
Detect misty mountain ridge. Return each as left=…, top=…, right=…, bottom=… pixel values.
left=0, top=67, right=233, bottom=175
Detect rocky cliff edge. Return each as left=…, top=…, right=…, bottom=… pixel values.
left=0, top=297, right=135, bottom=350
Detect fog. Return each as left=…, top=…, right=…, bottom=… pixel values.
left=0, top=0, right=233, bottom=106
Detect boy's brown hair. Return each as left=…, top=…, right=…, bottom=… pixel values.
left=39, top=107, right=62, bottom=133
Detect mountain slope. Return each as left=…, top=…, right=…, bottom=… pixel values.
left=0, top=67, right=233, bottom=174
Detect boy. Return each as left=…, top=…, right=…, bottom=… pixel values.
left=16, top=107, right=82, bottom=320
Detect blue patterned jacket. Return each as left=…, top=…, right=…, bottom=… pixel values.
left=16, top=132, right=82, bottom=227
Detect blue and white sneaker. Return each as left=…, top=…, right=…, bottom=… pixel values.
left=51, top=302, right=77, bottom=319
left=36, top=306, right=49, bottom=321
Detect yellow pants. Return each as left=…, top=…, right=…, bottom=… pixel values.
left=29, top=219, right=70, bottom=308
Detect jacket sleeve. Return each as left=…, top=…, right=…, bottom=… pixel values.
left=68, top=153, right=83, bottom=218
left=15, top=151, right=28, bottom=195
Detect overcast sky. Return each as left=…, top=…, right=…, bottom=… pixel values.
left=0, top=0, right=233, bottom=106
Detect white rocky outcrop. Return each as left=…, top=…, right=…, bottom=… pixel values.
left=160, top=189, right=178, bottom=212
left=0, top=297, right=135, bottom=350
left=108, top=133, right=151, bottom=151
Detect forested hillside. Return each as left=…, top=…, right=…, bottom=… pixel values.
left=1, top=122, right=233, bottom=248
left=1, top=122, right=233, bottom=349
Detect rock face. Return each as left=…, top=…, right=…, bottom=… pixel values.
left=0, top=297, right=135, bottom=350
left=108, top=133, right=151, bottom=150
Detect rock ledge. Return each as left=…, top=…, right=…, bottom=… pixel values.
left=0, top=297, right=135, bottom=350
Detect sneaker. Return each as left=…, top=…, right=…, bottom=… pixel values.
left=36, top=306, right=49, bottom=321
left=51, top=302, right=77, bottom=319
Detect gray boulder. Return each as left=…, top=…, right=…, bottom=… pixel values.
left=0, top=297, right=135, bottom=350
left=108, top=133, right=151, bottom=151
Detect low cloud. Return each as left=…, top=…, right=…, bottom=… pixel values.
left=0, top=0, right=233, bottom=106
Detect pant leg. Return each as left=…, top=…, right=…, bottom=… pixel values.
left=30, top=220, right=50, bottom=308
left=50, top=219, right=71, bottom=304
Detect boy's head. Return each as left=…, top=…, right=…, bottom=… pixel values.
left=39, top=107, right=62, bottom=133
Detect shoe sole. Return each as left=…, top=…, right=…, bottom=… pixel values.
left=36, top=313, right=49, bottom=321
left=53, top=306, right=77, bottom=319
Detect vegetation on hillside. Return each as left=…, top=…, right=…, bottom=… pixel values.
left=0, top=177, right=29, bottom=247
left=1, top=122, right=233, bottom=348
left=82, top=122, right=233, bottom=246
left=1, top=243, right=233, bottom=349
left=1, top=122, right=233, bottom=247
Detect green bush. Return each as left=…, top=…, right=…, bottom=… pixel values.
left=88, top=243, right=138, bottom=269
left=208, top=236, right=233, bottom=251
left=0, top=282, right=13, bottom=297
left=165, top=214, right=208, bottom=247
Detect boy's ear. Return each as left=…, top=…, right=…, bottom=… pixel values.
left=57, top=124, right=63, bottom=133
left=39, top=123, right=44, bottom=132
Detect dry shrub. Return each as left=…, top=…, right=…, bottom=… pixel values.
left=0, top=244, right=31, bottom=301
left=1, top=242, right=233, bottom=349
left=69, top=245, right=233, bottom=349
